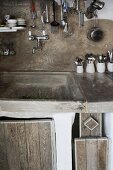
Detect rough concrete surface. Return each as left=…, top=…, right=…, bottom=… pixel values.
left=0, top=1, right=113, bottom=71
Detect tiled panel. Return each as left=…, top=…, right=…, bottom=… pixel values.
left=79, top=113, right=102, bottom=137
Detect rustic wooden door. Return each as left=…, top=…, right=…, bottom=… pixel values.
left=0, top=119, right=56, bottom=170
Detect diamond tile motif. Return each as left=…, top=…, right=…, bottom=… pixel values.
left=84, top=117, right=99, bottom=131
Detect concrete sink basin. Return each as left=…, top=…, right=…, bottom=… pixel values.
left=0, top=71, right=83, bottom=101
left=0, top=72, right=85, bottom=170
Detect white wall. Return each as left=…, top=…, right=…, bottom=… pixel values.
left=55, top=0, right=113, bottom=20
left=104, top=113, right=113, bottom=170
left=85, top=0, right=113, bottom=20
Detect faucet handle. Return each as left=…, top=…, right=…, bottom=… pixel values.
left=28, top=31, right=32, bottom=36
left=42, top=30, right=46, bottom=36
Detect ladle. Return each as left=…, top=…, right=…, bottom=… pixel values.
left=51, top=0, right=59, bottom=33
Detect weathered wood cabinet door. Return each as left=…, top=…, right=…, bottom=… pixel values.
left=0, top=119, right=56, bottom=170
left=74, top=138, right=108, bottom=170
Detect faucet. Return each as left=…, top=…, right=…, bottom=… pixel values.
left=28, top=31, right=49, bottom=54
left=0, top=49, right=16, bottom=56
left=3, top=49, right=10, bottom=56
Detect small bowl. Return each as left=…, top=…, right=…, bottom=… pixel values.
left=7, top=19, right=17, bottom=24
left=17, top=18, right=25, bottom=22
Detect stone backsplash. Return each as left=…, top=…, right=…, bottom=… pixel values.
left=0, top=0, right=113, bottom=71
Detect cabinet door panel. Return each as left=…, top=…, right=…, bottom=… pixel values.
left=0, top=119, right=55, bottom=170
left=38, top=121, right=52, bottom=170
left=75, top=138, right=108, bottom=170
left=16, top=122, right=29, bottom=170
left=4, top=122, right=21, bottom=170
left=25, top=121, right=41, bottom=170
left=0, top=122, right=9, bottom=170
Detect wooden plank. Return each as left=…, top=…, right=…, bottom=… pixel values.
left=86, top=138, right=98, bottom=170
left=49, top=120, right=56, bottom=170
left=38, top=120, right=53, bottom=170
left=0, top=122, right=9, bottom=169
left=80, top=113, right=102, bottom=137
left=4, top=121, right=21, bottom=170
left=90, top=113, right=102, bottom=137
left=16, top=121, right=29, bottom=170
left=97, top=138, right=108, bottom=170
left=25, top=120, right=41, bottom=170
left=75, top=139, right=87, bottom=170
left=0, top=119, right=55, bottom=170
left=74, top=138, right=108, bottom=170
left=80, top=113, right=91, bottom=137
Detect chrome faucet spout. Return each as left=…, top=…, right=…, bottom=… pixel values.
left=28, top=31, right=49, bottom=54
left=32, top=47, right=36, bottom=54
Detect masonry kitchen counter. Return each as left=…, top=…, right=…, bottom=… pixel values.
left=76, top=72, right=113, bottom=113
left=0, top=72, right=112, bottom=170
left=0, top=72, right=112, bottom=116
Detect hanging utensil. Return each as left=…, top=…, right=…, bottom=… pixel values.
left=31, top=0, right=37, bottom=28
left=40, top=0, right=46, bottom=23
left=40, top=0, right=49, bottom=23
left=60, top=0, right=66, bottom=28
left=87, top=12, right=104, bottom=42
left=78, top=0, right=85, bottom=27
left=85, top=0, right=105, bottom=19
left=51, top=0, right=59, bottom=33
left=61, top=0, right=72, bottom=37
left=39, top=0, right=48, bottom=35
left=75, top=0, right=79, bottom=15
left=45, top=0, right=49, bottom=23
left=79, top=11, right=84, bottom=27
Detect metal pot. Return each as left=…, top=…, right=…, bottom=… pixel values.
left=87, top=26, right=104, bottom=42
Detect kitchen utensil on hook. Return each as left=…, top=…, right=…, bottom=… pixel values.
left=78, top=0, right=85, bottom=27
left=39, top=0, right=48, bottom=36
left=51, top=0, right=59, bottom=33
left=31, top=0, right=37, bottom=28
left=75, top=0, right=79, bottom=15
left=61, top=0, right=72, bottom=37
left=87, top=13, right=104, bottom=42
left=45, top=0, right=49, bottom=23
left=40, top=0, right=49, bottom=23
left=60, top=0, right=66, bottom=28
left=79, top=11, right=84, bottom=27
left=63, top=21, right=72, bottom=37
left=85, top=0, right=105, bottom=19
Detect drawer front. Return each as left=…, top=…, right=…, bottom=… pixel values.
left=74, top=138, right=108, bottom=170
left=79, top=113, right=102, bottom=137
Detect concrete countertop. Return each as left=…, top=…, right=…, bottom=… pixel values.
left=76, top=73, right=113, bottom=113
left=0, top=72, right=113, bottom=117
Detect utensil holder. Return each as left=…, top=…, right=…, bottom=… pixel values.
left=77, top=65, right=83, bottom=73
left=107, top=62, right=113, bottom=72
left=86, top=63, right=95, bottom=73
left=96, top=62, right=105, bottom=73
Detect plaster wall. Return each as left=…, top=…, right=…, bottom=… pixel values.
left=104, top=113, right=113, bottom=170
left=86, top=0, right=113, bottom=20
left=0, top=0, right=113, bottom=71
